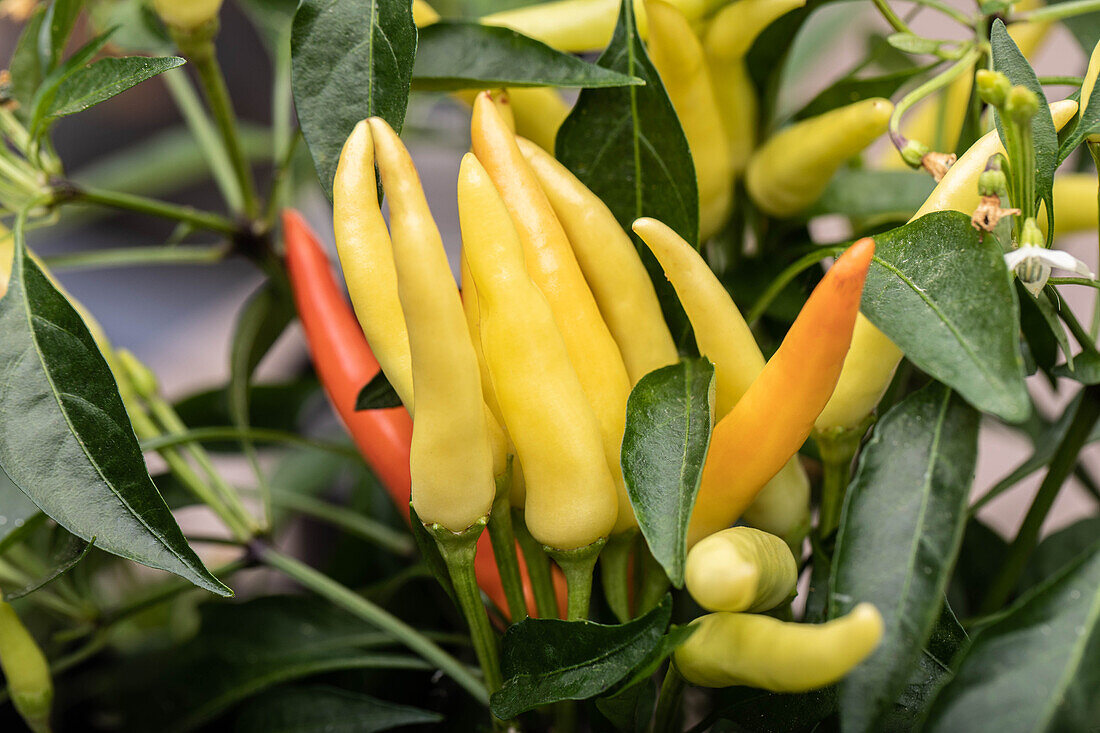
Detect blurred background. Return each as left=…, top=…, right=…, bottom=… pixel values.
left=1, top=0, right=1097, bottom=549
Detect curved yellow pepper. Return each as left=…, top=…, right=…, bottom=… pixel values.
left=633, top=217, right=811, bottom=539
left=458, top=153, right=618, bottom=549
left=452, top=88, right=571, bottom=155
left=1081, top=37, right=1100, bottom=143
left=0, top=601, right=53, bottom=733
left=1044, top=173, right=1098, bottom=238
left=816, top=99, right=1080, bottom=432
left=674, top=602, right=883, bottom=691
left=471, top=93, right=636, bottom=533
left=646, top=0, right=732, bottom=240
left=703, top=0, right=806, bottom=176
left=685, top=527, right=797, bottom=613
left=746, top=97, right=893, bottom=218
left=153, top=0, right=223, bottom=29
left=369, top=118, right=496, bottom=532
left=516, top=137, right=679, bottom=383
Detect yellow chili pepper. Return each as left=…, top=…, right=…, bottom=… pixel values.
left=742, top=457, right=811, bottom=542
left=685, top=527, right=797, bottom=613
left=816, top=99, right=1080, bottom=432
left=1081, top=38, right=1100, bottom=144
left=471, top=93, right=636, bottom=533
left=516, top=137, right=679, bottom=383
left=458, top=152, right=618, bottom=550
left=153, top=0, right=223, bottom=29
left=646, top=0, right=732, bottom=241
left=368, top=118, right=495, bottom=532
left=674, top=603, right=884, bottom=691
left=703, top=0, right=806, bottom=176
left=452, top=88, right=570, bottom=154
left=413, top=0, right=440, bottom=25
left=632, top=217, right=811, bottom=540
left=0, top=600, right=53, bottom=733
left=746, top=97, right=894, bottom=218
left=1043, top=173, right=1098, bottom=238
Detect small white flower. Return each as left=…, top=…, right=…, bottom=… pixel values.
left=1004, top=245, right=1094, bottom=297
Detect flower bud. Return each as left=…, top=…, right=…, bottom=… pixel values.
left=1021, top=217, right=1044, bottom=248
left=900, top=138, right=930, bottom=169
left=1005, top=86, right=1040, bottom=124
left=976, top=69, right=1011, bottom=108
left=978, top=168, right=1008, bottom=198
left=153, top=0, right=224, bottom=30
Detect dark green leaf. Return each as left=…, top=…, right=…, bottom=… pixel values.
left=990, top=20, right=1057, bottom=229
left=0, top=464, right=42, bottom=553
left=40, top=0, right=84, bottom=70
left=862, top=211, right=1030, bottom=422
left=8, top=7, right=48, bottom=119
left=797, top=62, right=936, bottom=120
left=93, top=595, right=432, bottom=732
left=491, top=595, right=673, bottom=718
left=947, top=518, right=1008, bottom=618
left=173, top=380, right=319, bottom=448
left=3, top=533, right=93, bottom=600
left=596, top=677, right=657, bottom=733
left=232, top=684, right=442, bottom=732
left=408, top=505, right=457, bottom=607
left=412, top=22, right=642, bottom=91
left=606, top=623, right=695, bottom=696
left=29, top=30, right=114, bottom=137
left=925, top=539, right=1100, bottom=731
left=830, top=383, right=978, bottom=732
left=697, top=687, right=837, bottom=733
left=556, top=0, right=697, bottom=335
left=1059, top=75, right=1100, bottom=163
left=809, top=169, right=935, bottom=220
left=0, top=226, right=229, bottom=596
left=356, top=370, right=403, bottom=411
left=48, top=55, right=185, bottom=117
left=1018, top=284, right=1071, bottom=377
left=292, top=0, right=416, bottom=198
left=1020, top=516, right=1100, bottom=592
left=621, top=358, right=714, bottom=587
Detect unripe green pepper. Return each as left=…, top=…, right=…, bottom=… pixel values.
left=674, top=602, right=883, bottom=691
left=745, top=98, right=894, bottom=218
left=685, top=527, right=797, bottom=613
left=0, top=601, right=53, bottom=733
left=153, top=0, right=224, bottom=30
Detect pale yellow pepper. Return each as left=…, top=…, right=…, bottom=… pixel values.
left=0, top=601, right=53, bottom=733
left=1043, top=173, right=1098, bottom=238
left=471, top=93, right=636, bottom=533
left=368, top=118, right=495, bottom=532
left=458, top=153, right=618, bottom=549
left=685, top=527, right=797, bottom=613
left=1081, top=37, right=1100, bottom=143
left=516, top=137, right=679, bottom=383
left=452, top=88, right=571, bottom=154
left=746, top=97, right=894, bottom=218
left=674, top=603, right=883, bottom=691
left=815, top=100, right=1080, bottom=432
left=153, top=0, right=223, bottom=29
left=646, top=0, right=732, bottom=241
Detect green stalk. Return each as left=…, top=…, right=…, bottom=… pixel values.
left=65, top=185, right=239, bottom=235
left=979, top=385, right=1100, bottom=614
left=547, top=539, right=606, bottom=621
left=636, top=543, right=671, bottom=616
left=871, top=0, right=913, bottom=33
left=600, top=531, right=636, bottom=623
left=270, top=490, right=414, bottom=557
left=45, top=245, right=228, bottom=270
left=653, top=662, right=687, bottom=733
left=513, top=510, right=560, bottom=618
left=746, top=246, right=847, bottom=326
left=1017, top=0, right=1100, bottom=22
left=889, top=46, right=983, bottom=152
left=139, top=426, right=361, bottom=459
left=258, top=543, right=489, bottom=705
left=486, top=465, right=528, bottom=622
left=172, top=22, right=260, bottom=219
left=814, top=424, right=867, bottom=538
left=426, top=518, right=502, bottom=694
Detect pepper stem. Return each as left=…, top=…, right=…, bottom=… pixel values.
left=427, top=517, right=502, bottom=693
left=814, top=421, right=870, bottom=538
left=652, top=661, right=687, bottom=733
left=547, top=538, right=606, bottom=621
left=636, top=542, right=671, bottom=616
left=599, top=530, right=636, bottom=623
left=486, top=461, right=528, bottom=622
left=513, top=510, right=560, bottom=618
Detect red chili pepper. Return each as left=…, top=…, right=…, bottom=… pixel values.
left=283, top=210, right=562, bottom=619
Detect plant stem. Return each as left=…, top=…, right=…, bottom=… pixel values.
left=600, top=531, right=636, bottom=623
left=871, top=0, right=913, bottom=32
left=890, top=46, right=983, bottom=151
left=173, top=22, right=260, bottom=219
left=486, top=465, right=528, bottom=622
left=746, top=246, right=847, bottom=326
left=637, top=543, right=671, bottom=616
left=815, top=425, right=867, bottom=538
left=258, top=543, right=490, bottom=705
left=547, top=539, right=606, bottom=621
left=1017, top=0, right=1100, bottom=22
left=139, top=425, right=362, bottom=459
left=513, top=510, right=560, bottom=618
left=271, top=490, right=414, bottom=557
left=44, top=244, right=228, bottom=270
left=979, top=385, right=1100, bottom=614
left=653, top=662, right=687, bottom=733
left=65, top=185, right=239, bottom=235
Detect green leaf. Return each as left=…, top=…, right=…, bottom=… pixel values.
left=411, top=22, right=642, bottom=91
left=924, top=539, right=1100, bottom=731
left=794, top=62, right=935, bottom=121
left=3, top=532, right=93, bottom=601
left=556, top=0, right=697, bottom=336
left=232, top=684, right=442, bottom=732
left=408, top=505, right=458, bottom=607
left=0, top=225, right=229, bottom=596
left=596, top=677, right=657, bottom=733
left=9, top=7, right=48, bottom=120
left=491, top=595, right=673, bottom=718
left=0, top=464, right=42, bottom=554
left=28, top=30, right=114, bottom=138
left=862, top=211, right=1030, bottom=422
left=620, top=358, right=714, bottom=587
left=292, top=0, right=416, bottom=199
left=881, top=603, right=968, bottom=730
left=1020, top=516, right=1100, bottom=593
left=47, top=55, right=184, bottom=117
left=698, top=687, right=838, bottom=733
left=355, top=370, right=403, bottom=411
left=40, top=0, right=84, bottom=70
left=808, top=169, right=935, bottom=220
left=886, top=33, right=943, bottom=55
left=173, top=380, right=320, bottom=448
left=1059, top=77, right=1100, bottom=163
left=830, top=383, right=979, bottom=733
left=95, top=595, right=433, bottom=732
left=990, top=20, right=1057, bottom=228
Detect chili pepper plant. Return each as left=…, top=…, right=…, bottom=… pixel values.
left=1, top=0, right=1100, bottom=730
